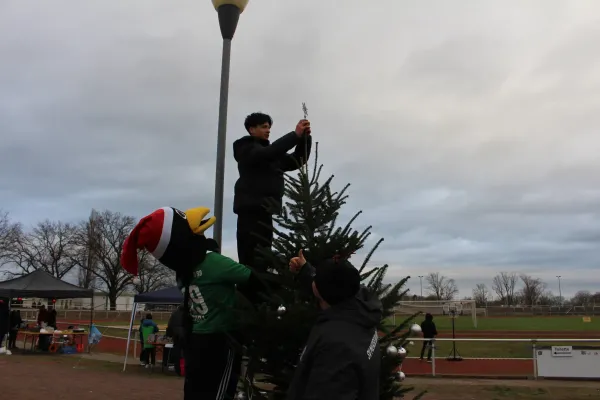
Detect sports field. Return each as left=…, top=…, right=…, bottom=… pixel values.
left=60, top=315, right=600, bottom=360
left=416, top=315, right=600, bottom=332
left=67, top=314, right=599, bottom=378
left=396, top=315, right=600, bottom=359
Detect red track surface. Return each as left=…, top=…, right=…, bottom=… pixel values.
left=402, top=358, right=533, bottom=377
left=436, top=330, right=600, bottom=338
left=93, top=335, right=536, bottom=377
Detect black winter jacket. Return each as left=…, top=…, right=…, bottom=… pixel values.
left=420, top=315, right=438, bottom=339
left=287, top=263, right=382, bottom=400
left=233, top=132, right=312, bottom=215
left=166, top=307, right=186, bottom=346
left=0, top=305, right=8, bottom=335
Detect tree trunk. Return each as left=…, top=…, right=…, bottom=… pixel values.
left=109, top=292, right=118, bottom=311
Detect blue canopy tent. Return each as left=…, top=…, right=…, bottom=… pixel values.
left=123, top=286, right=182, bottom=371
left=134, top=287, right=183, bottom=304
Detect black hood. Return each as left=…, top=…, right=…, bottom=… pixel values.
left=318, top=286, right=382, bottom=329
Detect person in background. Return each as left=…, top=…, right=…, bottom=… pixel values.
left=138, top=315, right=145, bottom=365
left=46, top=306, right=57, bottom=329
left=37, top=304, right=48, bottom=326
left=0, top=299, right=9, bottom=348
left=419, top=313, right=438, bottom=362
left=8, top=309, right=23, bottom=349
left=166, top=305, right=186, bottom=375
left=36, top=304, right=51, bottom=351
left=287, top=250, right=382, bottom=400
left=139, top=313, right=159, bottom=368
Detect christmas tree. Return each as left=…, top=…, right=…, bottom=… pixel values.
left=236, top=143, right=424, bottom=400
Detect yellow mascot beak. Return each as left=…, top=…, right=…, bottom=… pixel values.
left=184, top=207, right=217, bottom=235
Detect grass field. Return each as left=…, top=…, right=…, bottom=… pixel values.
left=91, top=315, right=600, bottom=359
left=418, top=316, right=600, bottom=331
left=393, top=315, right=600, bottom=358
left=101, top=316, right=598, bottom=331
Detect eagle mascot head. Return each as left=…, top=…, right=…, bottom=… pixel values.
left=120, top=207, right=219, bottom=281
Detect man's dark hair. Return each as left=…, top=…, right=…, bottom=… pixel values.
left=146, top=313, right=153, bottom=320
left=244, top=112, right=273, bottom=133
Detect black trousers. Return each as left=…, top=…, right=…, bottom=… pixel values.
left=184, top=332, right=241, bottom=400
left=237, top=212, right=274, bottom=307
left=236, top=211, right=274, bottom=271
left=0, top=333, right=5, bottom=348
left=8, top=329, right=18, bottom=348
left=141, top=347, right=156, bottom=365
left=420, top=339, right=433, bottom=360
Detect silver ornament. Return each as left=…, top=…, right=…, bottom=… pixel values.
left=277, top=305, right=287, bottom=315
left=398, top=347, right=407, bottom=358
left=235, top=391, right=247, bottom=400
left=386, top=345, right=398, bottom=356
left=410, top=323, right=422, bottom=335
left=396, top=371, right=406, bottom=381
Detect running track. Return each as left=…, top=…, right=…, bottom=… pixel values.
left=93, top=335, right=535, bottom=378
left=37, top=324, right=598, bottom=377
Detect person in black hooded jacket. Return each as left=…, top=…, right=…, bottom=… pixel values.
left=287, top=250, right=381, bottom=400
left=166, top=306, right=186, bottom=375
left=419, top=313, right=437, bottom=362
left=233, top=113, right=312, bottom=274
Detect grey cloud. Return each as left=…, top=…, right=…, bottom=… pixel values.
left=1, top=1, right=600, bottom=298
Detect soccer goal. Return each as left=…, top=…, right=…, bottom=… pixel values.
left=395, top=299, right=478, bottom=328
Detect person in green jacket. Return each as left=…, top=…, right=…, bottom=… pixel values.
left=121, top=206, right=264, bottom=399
left=139, top=313, right=159, bottom=367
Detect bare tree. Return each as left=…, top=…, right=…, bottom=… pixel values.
left=520, top=274, right=547, bottom=305
left=5, top=220, right=79, bottom=279
left=73, top=210, right=101, bottom=289
left=491, top=272, right=519, bottom=305
left=472, top=283, right=490, bottom=306
left=538, top=291, right=560, bottom=306
left=425, top=272, right=459, bottom=300
left=0, top=211, right=21, bottom=268
left=132, top=253, right=175, bottom=294
left=571, top=290, right=593, bottom=306
left=81, top=210, right=136, bottom=310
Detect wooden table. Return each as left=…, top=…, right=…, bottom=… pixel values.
left=19, top=331, right=87, bottom=352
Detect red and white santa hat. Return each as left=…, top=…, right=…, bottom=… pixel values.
left=120, top=207, right=177, bottom=276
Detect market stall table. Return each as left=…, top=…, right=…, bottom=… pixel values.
left=145, top=335, right=176, bottom=373
left=19, top=330, right=87, bottom=352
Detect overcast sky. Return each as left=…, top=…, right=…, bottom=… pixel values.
left=1, top=1, right=599, bottom=299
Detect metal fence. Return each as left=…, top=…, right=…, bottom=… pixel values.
left=76, top=322, right=600, bottom=380
left=18, top=309, right=174, bottom=323
left=404, top=337, right=600, bottom=379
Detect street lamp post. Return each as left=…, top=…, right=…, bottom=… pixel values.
left=418, top=275, right=423, bottom=299
left=556, top=275, right=562, bottom=307
left=211, top=0, right=249, bottom=246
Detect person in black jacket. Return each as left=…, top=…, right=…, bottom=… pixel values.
left=233, top=113, right=312, bottom=274
left=9, top=310, right=23, bottom=349
left=419, top=313, right=438, bottom=362
left=0, top=299, right=9, bottom=349
left=166, top=306, right=185, bottom=375
left=287, top=250, right=381, bottom=400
